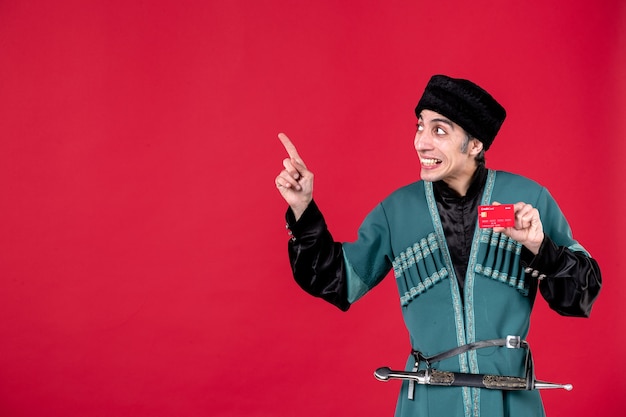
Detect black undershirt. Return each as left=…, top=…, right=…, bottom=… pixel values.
left=433, top=165, right=488, bottom=291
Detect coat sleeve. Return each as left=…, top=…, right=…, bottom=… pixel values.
left=522, top=236, right=601, bottom=317
left=285, top=200, right=350, bottom=311
left=520, top=187, right=602, bottom=317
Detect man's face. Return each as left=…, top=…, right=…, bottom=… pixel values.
left=414, top=109, right=483, bottom=193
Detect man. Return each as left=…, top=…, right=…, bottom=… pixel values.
left=274, top=75, right=601, bottom=417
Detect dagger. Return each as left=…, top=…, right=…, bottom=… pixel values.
left=374, top=366, right=573, bottom=391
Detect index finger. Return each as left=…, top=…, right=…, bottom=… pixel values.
left=278, top=132, right=302, bottom=161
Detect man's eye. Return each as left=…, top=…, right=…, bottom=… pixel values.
left=436, top=127, right=446, bottom=135
left=416, top=124, right=424, bottom=131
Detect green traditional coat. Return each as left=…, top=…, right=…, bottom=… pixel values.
left=341, top=170, right=589, bottom=417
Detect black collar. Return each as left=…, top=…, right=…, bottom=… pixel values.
left=433, top=164, right=487, bottom=201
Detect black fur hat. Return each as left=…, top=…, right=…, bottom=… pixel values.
left=415, top=75, right=506, bottom=150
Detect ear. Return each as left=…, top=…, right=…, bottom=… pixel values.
left=469, top=138, right=483, bottom=156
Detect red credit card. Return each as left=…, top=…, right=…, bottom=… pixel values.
left=478, top=204, right=515, bottom=228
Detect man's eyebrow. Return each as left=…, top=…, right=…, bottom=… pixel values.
left=417, top=113, right=455, bottom=128
left=431, top=117, right=455, bottom=128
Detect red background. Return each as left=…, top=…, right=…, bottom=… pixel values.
left=1, top=1, right=624, bottom=416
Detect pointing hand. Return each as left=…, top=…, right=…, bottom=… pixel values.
left=275, top=133, right=314, bottom=220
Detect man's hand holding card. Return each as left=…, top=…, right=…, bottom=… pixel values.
left=480, top=202, right=545, bottom=255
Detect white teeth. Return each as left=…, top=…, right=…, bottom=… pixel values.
left=421, top=158, right=441, bottom=166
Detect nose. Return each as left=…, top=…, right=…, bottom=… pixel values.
left=414, top=130, right=433, bottom=151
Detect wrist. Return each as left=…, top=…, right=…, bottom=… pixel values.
left=290, top=200, right=312, bottom=221
left=524, top=233, right=544, bottom=256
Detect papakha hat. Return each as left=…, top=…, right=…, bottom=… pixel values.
left=415, top=75, right=506, bottom=151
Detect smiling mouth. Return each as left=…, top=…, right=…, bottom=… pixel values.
left=420, top=158, right=442, bottom=166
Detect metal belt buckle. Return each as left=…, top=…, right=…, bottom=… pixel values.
left=505, top=335, right=521, bottom=349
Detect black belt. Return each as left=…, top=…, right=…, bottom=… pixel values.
left=412, top=335, right=529, bottom=369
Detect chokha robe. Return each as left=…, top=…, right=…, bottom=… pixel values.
left=286, top=169, right=601, bottom=417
